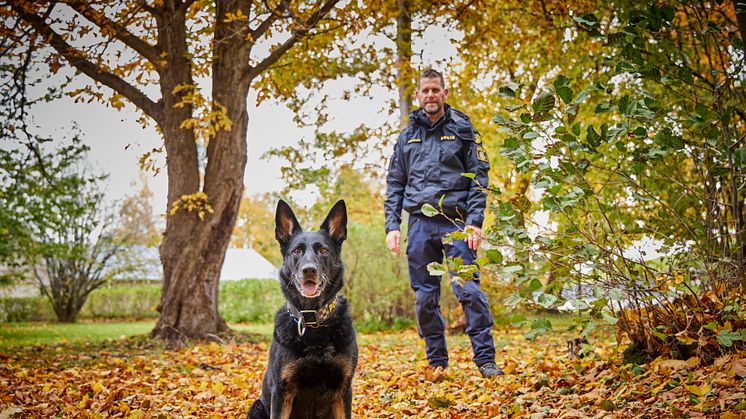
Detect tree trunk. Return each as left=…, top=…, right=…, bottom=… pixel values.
left=151, top=0, right=251, bottom=343
left=397, top=0, right=413, bottom=127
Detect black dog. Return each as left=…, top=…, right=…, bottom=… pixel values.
left=248, top=200, right=358, bottom=419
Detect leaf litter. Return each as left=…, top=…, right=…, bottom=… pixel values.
left=0, top=325, right=744, bottom=418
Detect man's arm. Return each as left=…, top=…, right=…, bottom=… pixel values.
left=384, top=138, right=406, bottom=233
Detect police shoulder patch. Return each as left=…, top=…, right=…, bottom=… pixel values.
left=477, top=147, right=489, bottom=162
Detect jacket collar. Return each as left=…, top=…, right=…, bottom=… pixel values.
left=411, top=104, right=452, bottom=131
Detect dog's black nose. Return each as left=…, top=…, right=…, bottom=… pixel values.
left=302, top=264, right=317, bottom=276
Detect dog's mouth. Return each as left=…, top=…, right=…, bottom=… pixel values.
left=298, top=278, right=322, bottom=298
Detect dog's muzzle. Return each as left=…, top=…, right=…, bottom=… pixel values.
left=297, top=264, right=323, bottom=298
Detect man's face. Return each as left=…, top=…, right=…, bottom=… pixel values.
left=416, top=76, right=448, bottom=117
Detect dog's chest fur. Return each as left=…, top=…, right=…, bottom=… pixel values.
left=272, top=304, right=358, bottom=416
left=281, top=349, right=353, bottom=393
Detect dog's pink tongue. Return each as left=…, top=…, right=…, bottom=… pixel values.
left=301, top=282, right=319, bottom=297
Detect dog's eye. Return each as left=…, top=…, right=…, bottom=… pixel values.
left=292, top=247, right=303, bottom=256
left=318, top=247, right=328, bottom=255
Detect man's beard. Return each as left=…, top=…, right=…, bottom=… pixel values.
left=423, top=103, right=441, bottom=114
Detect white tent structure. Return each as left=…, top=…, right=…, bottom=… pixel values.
left=220, top=248, right=279, bottom=281
left=110, top=247, right=278, bottom=281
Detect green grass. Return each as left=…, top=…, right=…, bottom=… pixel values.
left=0, top=311, right=591, bottom=350
left=0, top=321, right=281, bottom=350
left=0, top=321, right=156, bottom=349
left=231, top=322, right=274, bottom=340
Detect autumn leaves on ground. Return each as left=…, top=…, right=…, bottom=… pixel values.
left=2, top=322, right=745, bottom=418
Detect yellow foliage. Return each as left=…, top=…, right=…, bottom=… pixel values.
left=109, top=93, right=126, bottom=110
left=684, top=383, right=711, bottom=397
left=223, top=10, right=247, bottom=23
left=169, top=192, right=214, bottom=221
left=172, top=84, right=233, bottom=141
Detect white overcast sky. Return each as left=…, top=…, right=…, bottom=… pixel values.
left=23, top=25, right=460, bottom=217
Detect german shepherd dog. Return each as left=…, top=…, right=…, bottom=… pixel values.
left=247, top=200, right=358, bottom=419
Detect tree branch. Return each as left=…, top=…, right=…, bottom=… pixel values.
left=243, top=0, right=340, bottom=83
left=61, top=0, right=161, bottom=65
left=250, top=0, right=289, bottom=42
left=9, top=2, right=163, bottom=123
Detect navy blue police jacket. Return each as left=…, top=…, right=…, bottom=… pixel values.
left=384, top=104, right=490, bottom=233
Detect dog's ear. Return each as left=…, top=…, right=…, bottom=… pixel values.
left=276, top=200, right=302, bottom=247
left=320, top=200, right=347, bottom=244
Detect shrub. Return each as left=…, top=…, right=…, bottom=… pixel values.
left=219, top=278, right=284, bottom=323
left=341, top=223, right=415, bottom=327
left=0, top=296, right=55, bottom=322
left=80, top=284, right=161, bottom=319
left=474, top=1, right=746, bottom=361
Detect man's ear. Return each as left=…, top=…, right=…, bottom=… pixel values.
left=320, top=200, right=347, bottom=244
left=275, top=200, right=302, bottom=247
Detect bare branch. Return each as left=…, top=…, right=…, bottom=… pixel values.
left=61, top=0, right=161, bottom=65
left=250, top=0, right=289, bottom=42
left=9, top=2, right=163, bottom=123
left=244, top=0, right=340, bottom=83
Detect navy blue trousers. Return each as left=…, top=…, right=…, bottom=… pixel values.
left=406, top=214, right=496, bottom=367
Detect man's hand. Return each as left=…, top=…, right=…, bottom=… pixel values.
left=465, top=225, right=482, bottom=251
left=386, top=230, right=401, bottom=256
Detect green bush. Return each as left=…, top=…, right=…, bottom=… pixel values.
left=219, top=278, right=284, bottom=323
left=1, top=279, right=284, bottom=322
left=0, top=296, right=55, bottom=322
left=341, top=222, right=415, bottom=327
left=80, top=284, right=161, bottom=319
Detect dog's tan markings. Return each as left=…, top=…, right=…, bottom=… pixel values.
left=280, top=360, right=301, bottom=382
left=279, top=388, right=295, bottom=419
left=277, top=362, right=301, bottom=419
left=332, top=355, right=353, bottom=383
left=330, top=398, right=345, bottom=419
left=275, top=371, right=297, bottom=419
left=332, top=354, right=354, bottom=409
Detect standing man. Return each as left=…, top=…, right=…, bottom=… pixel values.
left=384, top=69, right=503, bottom=378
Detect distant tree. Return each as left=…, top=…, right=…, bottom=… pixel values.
left=1, top=135, right=122, bottom=322
left=115, top=173, right=162, bottom=248
left=231, top=193, right=279, bottom=266
left=107, top=173, right=163, bottom=282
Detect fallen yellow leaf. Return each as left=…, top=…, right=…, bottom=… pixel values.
left=79, top=394, right=89, bottom=409
left=92, top=381, right=104, bottom=394
left=685, top=383, right=711, bottom=397
left=212, top=381, right=224, bottom=396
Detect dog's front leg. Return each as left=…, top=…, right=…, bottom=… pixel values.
left=331, top=398, right=345, bottom=419
left=331, top=384, right=353, bottom=419
left=270, top=383, right=295, bottom=419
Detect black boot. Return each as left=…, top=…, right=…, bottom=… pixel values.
left=478, top=362, right=504, bottom=378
